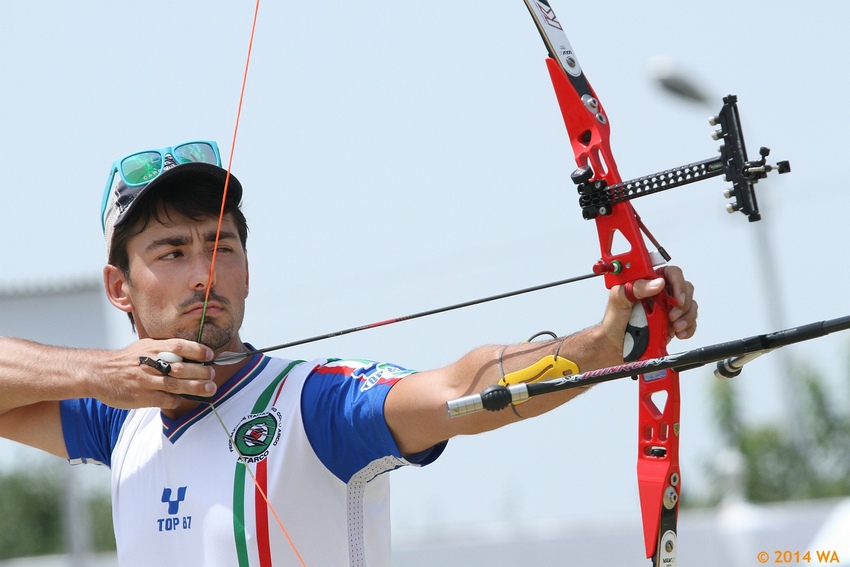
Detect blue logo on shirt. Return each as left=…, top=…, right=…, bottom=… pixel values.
left=158, top=487, right=192, bottom=532
left=161, top=486, right=187, bottom=515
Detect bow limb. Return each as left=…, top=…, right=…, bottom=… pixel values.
left=524, top=1, right=680, bottom=564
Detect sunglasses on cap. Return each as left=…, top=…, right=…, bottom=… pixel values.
left=100, top=141, right=221, bottom=231
left=106, top=140, right=221, bottom=187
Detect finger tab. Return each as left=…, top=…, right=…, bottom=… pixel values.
left=157, top=352, right=184, bottom=363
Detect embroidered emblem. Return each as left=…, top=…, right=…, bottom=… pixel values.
left=229, top=408, right=282, bottom=463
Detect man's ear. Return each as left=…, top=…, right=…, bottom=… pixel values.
left=244, top=257, right=250, bottom=298
left=103, top=265, right=134, bottom=313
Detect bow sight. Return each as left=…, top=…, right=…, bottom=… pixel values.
left=572, top=94, right=791, bottom=224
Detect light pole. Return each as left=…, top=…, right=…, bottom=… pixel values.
left=652, top=58, right=792, bottom=366
left=651, top=58, right=800, bottom=567
left=650, top=56, right=799, bottom=448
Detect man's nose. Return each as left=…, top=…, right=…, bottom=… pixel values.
left=190, top=252, right=216, bottom=290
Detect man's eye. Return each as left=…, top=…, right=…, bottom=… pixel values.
left=160, top=250, right=183, bottom=260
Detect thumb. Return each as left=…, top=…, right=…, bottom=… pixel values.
left=600, top=277, right=666, bottom=351
left=622, top=277, right=666, bottom=304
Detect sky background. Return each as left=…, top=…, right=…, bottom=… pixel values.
left=2, top=0, right=849, bottom=554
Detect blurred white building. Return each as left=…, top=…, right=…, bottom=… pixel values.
left=0, top=497, right=846, bottom=566
left=0, top=278, right=111, bottom=566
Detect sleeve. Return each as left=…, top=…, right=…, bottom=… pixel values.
left=301, top=359, right=446, bottom=482
left=59, top=398, right=129, bottom=468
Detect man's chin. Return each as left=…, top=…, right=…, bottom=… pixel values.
left=196, top=328, right=236, bottom=352
left=165, top=326, right=234, bottom=351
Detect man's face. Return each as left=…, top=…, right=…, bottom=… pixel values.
left=119, top=207, right=249, bottom=351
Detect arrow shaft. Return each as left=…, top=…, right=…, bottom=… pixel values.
left=446, top=314, right=850, bottom=415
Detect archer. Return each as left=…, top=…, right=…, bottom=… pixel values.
left=0, top=144, right=696, bottom=565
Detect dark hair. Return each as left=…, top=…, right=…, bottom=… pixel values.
left=108, top=178, right=249, bottom=331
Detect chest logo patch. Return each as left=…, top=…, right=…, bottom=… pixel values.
left=229, top=408, right=282, bottom=463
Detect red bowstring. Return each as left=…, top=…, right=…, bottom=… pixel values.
left=197, top=0, right=258, bottom=340
left=198, top=1, right=307, bottom=564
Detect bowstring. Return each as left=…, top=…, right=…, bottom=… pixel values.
left=196, top=0, right=258, bottom=343
left=194, top=2, right=307, bottom=564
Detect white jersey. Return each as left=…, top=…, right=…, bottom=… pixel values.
left=60, top=353, right=445, bottom=566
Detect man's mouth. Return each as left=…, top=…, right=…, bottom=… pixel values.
left=184, top=302, right=224, bottom=317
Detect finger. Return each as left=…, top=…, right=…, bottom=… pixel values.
left=110, top=371, right=191, bottom=411
left=670, top=319, right=697, bottom=340
left=668, top=300, right=698, bottom=340
left=156, top=372, right=218, bottom=398
left=139, top=348, right=215, bottom=381
left=142, top=351, right=184, bottom=377
left=667, top=281, right=695, bottom=321
left=660, top=265, right=689, bottom=307
left=623, top=282, right=639, bottom=303
left=137, top=357, right=216, bottom=396
left=621, top=277, right=666, bottom=303
left=162, top=339, right=215, bottom=364
left=149, top=392, right=183, bottom=411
